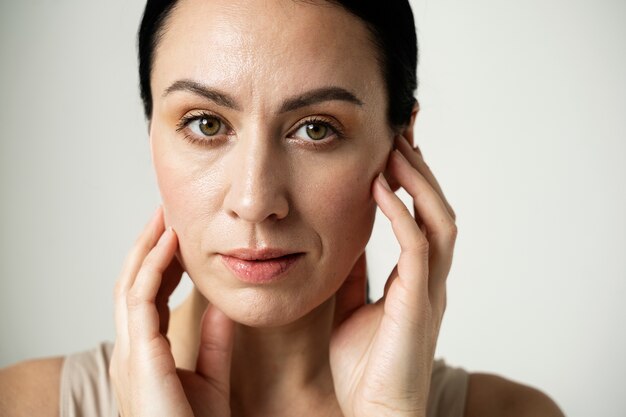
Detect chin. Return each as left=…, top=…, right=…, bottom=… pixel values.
left=195, top=278, right=334, bottom=328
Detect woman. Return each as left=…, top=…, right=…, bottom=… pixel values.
left=0, top=0, right=565, bottom=416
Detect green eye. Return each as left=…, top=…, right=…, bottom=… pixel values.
left=304, top=123, right=328, bottom=141
left=198, top=116, right=222, bottom=136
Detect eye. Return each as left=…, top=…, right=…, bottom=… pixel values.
left=189, top=115, right=227, bottom=137
left=291, top=120, right=338, bottom=142
left=304, top=123, right=327, bottom=140
left=175, top=111, right=232, bottom=146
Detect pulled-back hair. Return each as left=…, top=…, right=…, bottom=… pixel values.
left=137, top=0, right=418, bottom=131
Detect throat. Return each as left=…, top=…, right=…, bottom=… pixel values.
left=168, top=288, right=342, bottom=416
left=230, top=297, right=337, bottom=405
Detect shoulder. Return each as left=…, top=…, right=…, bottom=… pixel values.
left=0, top=356, right=65, bottom=417
left=464, top=372, right=565, bottom=417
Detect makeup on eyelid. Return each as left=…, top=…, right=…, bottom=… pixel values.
left=174, top=111, right=346, bottom=149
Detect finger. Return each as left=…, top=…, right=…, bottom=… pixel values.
left=379, top=220, right=430, bottom=301
left=395, top=136, right=456, bottom=222
left=115, top=206, right=165, bottom=298
left=196, top=304, right=235, bottom=398
left=333, top=252, right=367, bottom=327
left=381, top=264, right=398, bottom=302
left=389, top=150, right=457, bottom=305
left=155, top=255, right=185, bottom=339
left=113, top=206, right=164, bottom=354
left=372, top=173, right=429, bottom=303
left=127, top=227, right=178, bottom=344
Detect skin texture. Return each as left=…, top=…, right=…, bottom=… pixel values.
left=149, top=0, right=391, bottom=328
left=112, top=1, right=564, bottom=416
left=0, top=357, right=63, bottom=416
left=0, top=1, right=566, bottom=417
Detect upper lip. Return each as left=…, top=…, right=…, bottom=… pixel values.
left=221, top=248, right=301, bottom=261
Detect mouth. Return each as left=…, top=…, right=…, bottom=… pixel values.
left=219, top=250, right=304, bottom=284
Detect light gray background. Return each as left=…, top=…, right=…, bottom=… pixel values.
left=1, top=1, right=624, bottom=415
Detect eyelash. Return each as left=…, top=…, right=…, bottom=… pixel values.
left=175, top=110, right=232, bottom=147
left=174, top=111, right=345, bottom=150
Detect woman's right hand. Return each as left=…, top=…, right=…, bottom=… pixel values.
left=110, top=206, right=234, bottom=417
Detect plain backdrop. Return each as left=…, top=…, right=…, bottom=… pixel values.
left=1, top=0, right=624, bottom=415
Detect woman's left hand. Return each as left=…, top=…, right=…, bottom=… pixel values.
left=330, top=136, right=458, bottom=417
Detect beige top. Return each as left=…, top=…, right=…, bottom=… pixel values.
left=60, top=341, right=469, bottom=417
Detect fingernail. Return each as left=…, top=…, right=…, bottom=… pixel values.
left=159, top=226, right=176, bottom=245
left=393, top=149, right=409, bottom=164
left=377, top=172, right=392, bottom=191
left=394, top=135, right=409, bottom=152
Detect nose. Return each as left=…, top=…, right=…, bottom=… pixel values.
left=222, top=133, right=290, bottom=223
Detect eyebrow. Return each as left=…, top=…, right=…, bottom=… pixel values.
left=163, top=79, right=241, bottom=110
left=279, top=86, right=364, bottom=113
left=162, top=79, right=364, bottom=113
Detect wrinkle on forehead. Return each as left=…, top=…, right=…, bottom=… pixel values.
left=151, top=0, right=385, bottom=114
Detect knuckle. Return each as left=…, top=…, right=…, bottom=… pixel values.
left=394, top=202, right=412, bottom=219
left=409, top=235, right=430, bottom=255
left=417, top=229, right=430, bottom=245
left=140, top=253, right=162, bottom=276
left=449, top=208, right=457, bottom=221
left=447, top=223, right=459, bottom=240
left=126, top=288, right=146, bottom=309
left=433, top=221, right=458, bottom=242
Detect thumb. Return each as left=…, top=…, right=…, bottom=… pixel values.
left=333, top=252, right=368, bottom=328
left=196, top=304, right=235, bottom=397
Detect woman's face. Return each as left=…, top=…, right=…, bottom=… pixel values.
left=150, top=0, right=394, bottom=326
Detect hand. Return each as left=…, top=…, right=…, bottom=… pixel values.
left=110, top=207, right=235, bottom=417
left=330, top=136, right=458, bottom=417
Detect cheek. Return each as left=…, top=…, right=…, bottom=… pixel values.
left=151, top=134, right=220, bottom=263
left=298, top=153, right=382, bottom=269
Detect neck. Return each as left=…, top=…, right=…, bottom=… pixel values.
left=169, top=287, right=341, bottom=416
left=231, top=297, right=336, bottom=414
left=168, top=287, right=209, bottom=369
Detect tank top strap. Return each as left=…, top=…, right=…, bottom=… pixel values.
left=427, top=358, right=470, bottom=417
left=59, top=341, right=118, bottom=417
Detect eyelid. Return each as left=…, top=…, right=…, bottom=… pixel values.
left=175, top=110, right=234, bottom=146
left=175, top=110, right=231, bottom=133
left=175, top=111, right=346, bottom=149
left=288, top=115, right=345, bottom=140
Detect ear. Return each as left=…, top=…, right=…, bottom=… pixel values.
left=384, top=100, right=420, bottom=192
left=401, top=99, right=420, bottom=147
left=148, top=120, right=156, bottom=170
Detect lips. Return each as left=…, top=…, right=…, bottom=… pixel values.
left=219, top=249, right=304, bottom=284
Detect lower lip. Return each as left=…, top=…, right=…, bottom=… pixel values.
left=220, top=253, right=303, bottom=284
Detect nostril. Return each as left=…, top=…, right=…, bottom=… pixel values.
left=221, top=151, right=290, bottom=222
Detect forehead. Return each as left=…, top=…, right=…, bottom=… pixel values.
left=151, top=0, right=384, bottom=107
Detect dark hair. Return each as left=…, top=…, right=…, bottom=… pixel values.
left=138, top=0, right=418, bottom=130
